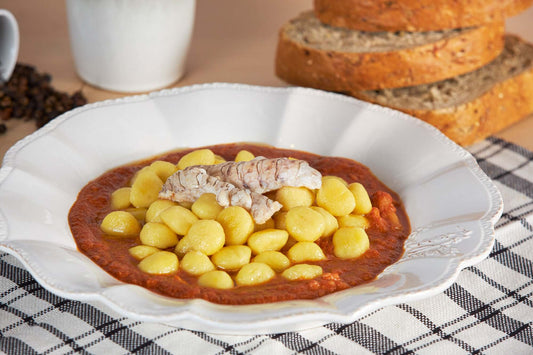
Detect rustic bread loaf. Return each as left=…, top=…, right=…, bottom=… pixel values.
left=314, top=0, right=533, bottom=32
left=275, top=11, right=504, bottom=91
left=350, top=35, right=533, bottom=146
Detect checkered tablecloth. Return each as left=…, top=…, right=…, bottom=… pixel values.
left=1, top=136, right=532, bottom=355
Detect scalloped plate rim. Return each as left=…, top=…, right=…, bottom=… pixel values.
left=0, top=83, right=503, bottom=334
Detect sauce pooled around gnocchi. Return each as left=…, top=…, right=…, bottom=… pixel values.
left=68, top=143, right=410, bottom=304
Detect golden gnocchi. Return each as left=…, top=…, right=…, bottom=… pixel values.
left=137, top=251, right=179, bottom=275
left=73, top=143, right=410, bottom=305
left=145, top=199, right=176, bottom=223
left=198, top=270, right=234, bottom=289
left=234, top=150, right=255, bottom=162
left=180, top=251, right=216, bottom=276
left=349, top=182, right=373, bottom=215
left=160, top=205, right=198, bottom=235
left=128, top=245, right=160, bottom=260
left=333, top=227, right=370, bottom=259
left=111, top=187, right=132, bottom=210
left=235, top=262, right=275, bottom=286
left=253, top=251, right=291, bottom=272
left=211, top=245, right=252, bottom=271
left=287, top=241, right=326, bottom=263
left=150, top=160, right=178, bottom=181
left=191, top=193, right=223, bottom=220
left=175, top=220, right=225, bottom=256
left=316, top=176, right=356, bottom=216
left=247, top=229, right=289, bottom=254
left=337, top=214, right=370, bottom=229
left=129, top=169, right=163, bottom=208
left=176, top=148, right=215, bottom=170
left=216, top=206, right=254, bottom=245
left=139, top=222, right=178, bottom=249
left=285, top=206, right=325, bottom=242
left=275, top=186, right=315, bottom=211
left=281, top=264, right=323, bottom=281
left=100, top=211, right=141, bottom=237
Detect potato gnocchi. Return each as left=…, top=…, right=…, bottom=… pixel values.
left=67, top=143, right=411, bottom=304
left=100, top=148, right=377, bottom=286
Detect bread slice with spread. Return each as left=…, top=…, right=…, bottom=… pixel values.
left=275, top=11, right=504, bottom=92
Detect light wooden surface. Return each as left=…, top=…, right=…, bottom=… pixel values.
left=1, top=0, right=532, bottom=160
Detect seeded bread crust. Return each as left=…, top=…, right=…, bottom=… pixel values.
left=275, top=12, right=504, bottom=91
left=314, top=0, right=533, bottom=32
left=350, top=36, right=533, bottom=146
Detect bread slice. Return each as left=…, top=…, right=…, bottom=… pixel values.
left=275, top=11, right=504, bottom=91
left=350, top=35, right=533, bottom=146
left=314, top=0, right=533, bottom=32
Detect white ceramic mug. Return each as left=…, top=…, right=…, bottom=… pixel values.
left=0, top=9, right=19, bottom=82
left=66, top=0, right=196, bottom=93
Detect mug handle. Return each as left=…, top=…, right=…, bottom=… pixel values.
left=0, top=9, right=19, bottom=82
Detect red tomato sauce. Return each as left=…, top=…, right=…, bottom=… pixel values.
left=68, top=143, right=410, bottom=304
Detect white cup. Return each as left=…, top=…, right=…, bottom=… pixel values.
left=0, top=9, right=19, bottom=82
left=66, top=0, right=196, bottom=93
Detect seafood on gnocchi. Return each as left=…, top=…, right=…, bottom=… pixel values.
left=69, top=143, right=410, bottom=305
left=159, top=157, right=322, bottom=224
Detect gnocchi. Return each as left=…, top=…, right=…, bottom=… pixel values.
left=128, top=245, right=160, bottom=260
left=281, top=264, right=323, bottom=281
left=287, top=242, right=326, bottom=263
left=139, top=222, right=178, bottom=249
left=160, top=205, right=198, bottom=235
left=198, top=270, right=234, bottom=289
left=129, top=169, right=163, bottom=208
left=234, top=150, right=255, bottom=162
left=275, top=186, right=315, bottom=211
left=125, top=207, right=147, bottom=221
left=175, top=220, right=225, bottom=256
left=180, top=251, right=216, bottom=276
left=216, top=206, right=254, bottom=245
left=177, top=149, right=215, bottom=170
left=253, top=251, right=291, bottom=272
left=191, top=193, right=223, bottom=220
left=145, top=199, right=177, bottom=223
left=337, top=214, right=370, bottom=229
left=211, top=245, right=252, bottom=271
left=100, top=211, right=141, bottom=237
left=316, top=176, right=356, bottom=216
left=150, top=160, right=177, bottom=181
left=84, top=145, right=409, bottom=300
left=349, top=182, right=373, bottom=215
left=311, top=206, right=338, bottom=237
left=333, top=227, right=370, bottom=259
left=235, top=262, right=275, bottom=286
left=214, top=154, right=227, bottom=164
left=111, top=187, right=132, bottom=209
left=137, top=251, right=179, bottom=275
left=285, top=206, right=325, bottom=242
left=247, top=229, right=289, bottom=254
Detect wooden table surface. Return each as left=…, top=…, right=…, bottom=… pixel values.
left=1, top=0, right=533, bottom=159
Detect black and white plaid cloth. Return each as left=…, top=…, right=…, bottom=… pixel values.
left=1, top=136, right=532, bottom=355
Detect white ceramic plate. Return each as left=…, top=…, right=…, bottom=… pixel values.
left=0, top=83, right=502, bottom=334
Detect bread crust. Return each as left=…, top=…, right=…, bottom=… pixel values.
left=275, top=21, right=504, bottom=91
left=314, top=0, right=533, bottom=32
left=351, top=68, right=533, bottom=146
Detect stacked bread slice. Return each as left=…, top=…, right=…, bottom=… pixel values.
left=275, top=1, right=533, bottom=146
